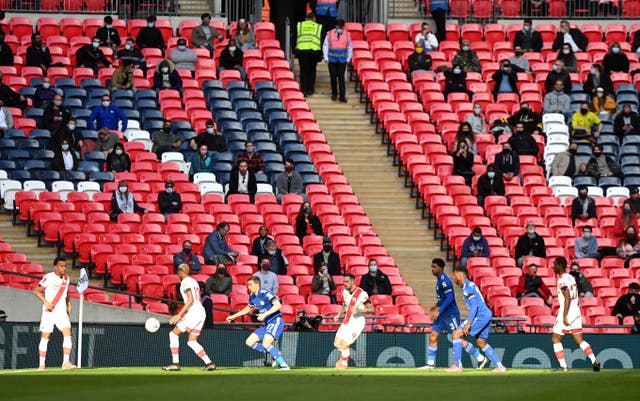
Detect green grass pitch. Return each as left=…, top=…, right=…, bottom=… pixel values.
left=2, top=367, right=638, bottom=401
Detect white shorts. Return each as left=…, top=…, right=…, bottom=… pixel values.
left=39, top=308, right=71, bottom=333
left=335, top=318, right=366, bottom=346
left=176, top=310, right=205, bottom=335
left=553, top=314, right=583, bottom=335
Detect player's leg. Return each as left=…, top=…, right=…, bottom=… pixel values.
left=38, top=331, right=51, bottom=370
left=419, top=331, right=439, bottom=369
left=571, top=333, right=600, bottom=371
left=262, top=318, right=289, bottom=369
left=59, top=325, right=75, bottom=369
left=246, top=332, right=266, bottom=352
left=551, top=332, right=568, bottom=371
left=460, top=338, right=486, bottom=369
left=187, top=332, right=215, bottom=370
left=445, top=328, right=464, bottom=372
left=163, top=326, right=183, bottom=371
left=475, top=337, right=505, bottom=371
left=333, top=337, right=351, bottom=368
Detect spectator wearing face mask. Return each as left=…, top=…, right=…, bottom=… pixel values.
left=236, top=141, right=264, bottom=174
left=583, top=63, right=613, bottom=96
left=492, top=61, right=518, bottom=100
left=615, top=200, right=638, bottom=240
left=174, top=240, right=202, bottom=274
left=602, top=42, right=629, bottom=74
left=136, top=15, right=165, bottom=51
left=109, top=180, right=146, bottom=221
left=507, top=45, right=530, bottom=73
left=454, top=122, right=477, bottom=154
left=571, top=101, right=602, bottom=142
left=611, top=282, right=640, bottom=327
left=550, top=142, right=585, bottom=178
left=95, top=16, right=121, bottom=50
left=556, top=43, right=578, bottom=73
left=359, top=259, right=392, bottom=296
left=219, top=40, right=246, bottom=80
left=152, top=120, right=183, bottom=159
left=545, top=60, right=572, bottom=94
left=585, top=144, right=622, bottom=179
left=110, top=60, right=135, bottom=90
left=190, top=119, right=226, bottom=152
left=494, top=143, right=520, bottom=183
left=453, top=40, right=480, bottom=72
left=443, top=63, right=473, bottom=100
left=617, top=226, right=640, bottom=268
left=34, top=77, right=57, bottom=109
left=276, top=158, right=304, bottom=202
left=170, top=38, right=197, bottom=73
left=552, top=20, right=588, bottom=53
left=41, top=94, right=70, bottom=132
left=158, top=180, right=182, bottom=219
left=191, top=13, right=222, bottom=58
left=26, top=33, right=52, bottom=74
left=516, top=264, right=552, bottom=306
left=189, top=144, right=214, bottom=177
left=52, top=139, right=78, bottom=173
left=513, top=19, right=543, bottom=53
left=88, top=94, right=127, bottom=131
left=514, top=222, right=546, bottom=267
left=105, top=142, right=131, bottom=173
left=312, top=262, right=337, bottom=303
left=295, top=201, right=324, bottom=243
left=117, top=37, right=147, bottom=74
left=574, top=225, right=599, bottom=259
left=313, top=237, right=341, bottom=276
left=571, top=187, right=597, bottom=223
left=414, top=22, right=438, bottom=52
left=234, top=18, right=257, bottom=50
left=591, top=87, right=617, bottom=116
left=464, top=103, right=486, bottom=135
left=76, top=36, right=112, bottom=73
left=452, top=139, right=474, bottom=187
left=569, top=263, right=594, bottom=297
left=459, top=227, right=490, bottom=268
left=153, top=59, right=183, bottom=91
left=251, top=226, right=271, bottom=256
left=50, top=118, right=83, bottom=152
left=407, top=42, right=433, bottom=80
left=253, top=256, right=279, bottom=294
left=614, top=104, right=640, bottom=140
left=263, top=239, right=288, bottom=275
left=508, top=122, right=539, bottom=157
left=476, top=164, right=504, bottom=207
left=508, top=102, right=543, bottom=136
left=204, top=263, right=231, bottom=295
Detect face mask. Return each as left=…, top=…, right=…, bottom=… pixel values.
left=624, top=207, right=632, bottom=214
left=502, top=149, right=510, bottom=154
left=129, top=69, right=134, bottom=74
left=472, top=236, right=481, bottom=241
left=125, top=43, right=132, bottom=50
left=552, top=64, right=558, bottom=71
left=579, top=193, right=587, bottom=199
left=521, top=107, right=529, bottom=113
left=61, top=144, right=69, bottom=151
left=147, top=23, right=154, bottom=28
left=35, top=40, right=42, bottom=46
left=415, top=47, right=424, bottom=54
left=115, top=149, right=123, bottom=155
left=166, top=187, right=173, bottom=193
left=202, top=20, right=210, bottom=25
left=612, top=47, right=620, bottom=54
left=161, top=67, right=169, bottom=73
left=335, top=29, right=343, bottom=34
left=163, top=126, right=171, bottom=133
left=453, top=68, right=461, bottom=74
left=515, top=51, right=523, bottom=56
left=462, top=46, right=469, bottom=51
left=503, top=66, right=510, bottom=72
left=92, top=42, right=100, bottom=48
left=320, top=269, right=328, bottom=274
left=597, top=92, right=604, bottom=97
left=68, top=123, right=76, bottom=130
left=229, top=46, right=237, bottom=52
left=323, top=245, right=332, bottom=252
left=261, top=263, right=270, bottom=271
left=106, top=24, right=112, bottom=29
left=593, top=152, right=602, bottom=157
left=583, top=232, right=591, bottom=238
left=568, top=148, right=577, bottom=155
left=580, top=108, right=588, bottom=115
left=627, top=233, right=636, bottom=239
left=53, top=100, right=61, bottom=107
left=528, top=228, right=535, bottom=235
left=102, top=100, right=110, bottom=107
left=562, top=49, right=570, bottom=55
left=178, top=45, right=186, bottom=51
left=303, top=207, right=311, bottom=213
left=206, top=127, right=214, bottom=134
left=43, top=82, right=50, bottom=89
left=487, top=171, right=495, bottom=179
left=267, top=249, right=276, bottom=256
left=285, top=165, right=294, bottom=173
left=119, top=186, right=127, bottom=193
left=523, top=25, right=530, bottom=32
left=590, top=68, right=597, bottom=74
left=245, top=146, right=254, bottom=153
left=369, top=265, right=378, bottom=272
left=474, top=107, right=481, bottom=114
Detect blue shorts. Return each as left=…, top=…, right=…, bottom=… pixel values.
left=469, top=317, right=491, bottom=340
left=432, top=313, right=460, bottom=334
left=254, top=316, right=284, bottom=341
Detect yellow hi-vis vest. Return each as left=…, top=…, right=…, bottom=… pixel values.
left=296, top=20, right=322, bottom=51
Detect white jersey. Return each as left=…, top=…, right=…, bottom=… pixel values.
left=342, top=287, right=369, bottom=325
left=180, top=276, right=205, bottom=314
left=38, top=272, right=69, bottom=313
left=556, top=273, right=581, bottom=321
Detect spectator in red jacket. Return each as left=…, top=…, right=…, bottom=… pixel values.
left=516, top=263, right=552, bottom=306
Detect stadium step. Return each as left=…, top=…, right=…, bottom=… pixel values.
left=304, top=62, right=446, bottom=307
left=387, top=0, right=423, bottom=18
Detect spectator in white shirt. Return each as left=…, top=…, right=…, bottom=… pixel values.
left=414, top=22, right=438, bottom=52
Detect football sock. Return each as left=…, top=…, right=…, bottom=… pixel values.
left=38, top=338, right=49, bottom=367
left=169, top=332, right=180, bottom=364
left=553, top=342, right=567, bottom=368
left=251, top=342, right=266, bottom=353
left=452, top=338, right=462, bottom=367
left=464, top=342, right=482, bottom=360
left=340, top=348, right=351, bottom=360
left=427, top=345, right=437, bottom=365
left=265, top=344, right=285, bottom=366
left=62, top=336, right=72, bottom=364
left=579, top=341, right=596, bottom=363
left=482, top=345, right=504, bottom=368
left=187, top=340, right=212, bottom=365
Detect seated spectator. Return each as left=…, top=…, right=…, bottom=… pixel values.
left=617, top=226, right=640, bottom=268
left=253, top=256, right=279, bottom=294
left=152, top=120, right=182, bottom=159
left=204, top=263, right=232, bottom=295
left=494, top=143, right=520, bottom=183
left=464, top=103, right=487, bottom=135
left=443, top=63, right=473, bottom=100
left=189, top=144, right=214, bottom=177
left=508, top=102, right=543, bottom=136
left=459, top=227, right=490, bottom=268
left=543, top=80, right=571, bottom=121
left=359, top=259, right=392, bottom=296
left=0, top=71, right=27, bottom=109
left=571, top=101, right=602, bottom=142
left=516, top=263, right=552, bottom=306
left=556, top=43, right=578, bottom=73
left=190, top=119, right=227, bottom=153
left=96, top=16, right=121, bottom=50
left=0, top=31, right=13, bottom=66
left=414, top=22, right=438, bottom=52
left=452, top=139, right=474, bottom=187
left=312, top=261, right=337, bottom=303
left=203, top=222, right=238, bottom=264
left=614, top=200, right=639, bottom=239
left=513, top=18, right=543, bottom=52
left=173, top=240, right=202, bottom=274
left=454, top=122, right=477, bottom=154
left=550, top=142, right=585, bottom=178
left=169, top=38, right=197, bottom=73
left=52, top=139, right=78, bottom=173
left=109, top=180, right=146, bottom=221
left=41, top=94, right=70, bottom=133
left=492, top=61, right=519, bottom=100
left=219, top=40, right=246, bottom=80
left=50, top=118, right=83, bottom=152
left=508, top=45, right=530, bottom=72
left=630, top=187, right=640, bottom=214
left=153, top=59, right=183, bottom=92
left=236, top=141, right=264, bottom=174
left=191, top=13, right=222, bottom=58
left=110, top=61, right=135, bottom=90
left=569, top=262, right=594, bottom=297
left=105, top=142, right=131, bottom=173
left=585, top=144, right=622, bottom=179
left=227, top=160, right=257, bottom=203
left=313, top=237, right=340, bottom=275
left=552, top=20, right=588, bottom=52
left=295, top=202, right=323, bottom=243
left=34, top=77, right=57, bottom=109
left=234, top=18, right=257, bottom=50
left=117, top=37, right=147, bottom=74
left=407, top=42, right=433, bottom=79
left=614, top=104, right=640, bottom=140
left=251, top=225, right=271, bottom=256
left=96, top=128, right=120, bottom=155
left=158, top=180, right=182, bottom=219
left=611, top=282, right=640, bottom=331
left=583, top=63, right=613, bottom=96
left=76, top=37, right=112, bottom=73
left=602, top=42, right=629, bottom=74
left=571, top=186, right=596, bottom=224
left=591, top=87, right=617, bottom=116
left=136, top=15, right=165, bottom=51
left=264, top=239, right=289, bottom=275
left=545, top=61, right=572, bottom=94
left=508, top=122, right=539, bottom=157
left=26, top=33, right=51, bottom=73
left=515, top=222, right=546, bottom=267
left=276, top=158, right=304, bottom=202
left=574, top=225, right=599, bottom=259
left=88, top=94, right=127, bottom=131
left=476, top=164, right=505, bottom=207
left=452, top=39, right=480, bottom=72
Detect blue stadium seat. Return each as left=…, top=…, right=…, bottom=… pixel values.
left=624, top=177, right=640, bottom=187
left=598, top=176, right=621, bottom=189
left=229, top=91, right=253, bottom=103
left=112, top=89, right=135, bottom=100
left=226, top=81, right=248, bottom=94
left=622, top=165, right=640, bottom=177
left=253, top=81, right=276, bottom=93
left=122, top=109, right=140, bottom=121
left=88, top=88, right=109, bottom=100
left=262, top=100, right=286, bottom=114
left=135, top=89, right=157, bottom=101
left=5, top=129, right=26, bottom=140
left=8, top=149, right=30, bottom=169
left=226, top=130, right=248, bottom=143
left=0, top=160, right=16, bottom=171
left=214, top=152, right=234, bottom=164
left=220, top=121, right=243, bottom=132
left=288, top=153, right=312, bottom=164
left=136, top=99, right=158, bottom=110
left=63, top=98, right=83, bottom=109
left=616, top=84, right=638, bottom=95
left=176, top=130, right=197, bottom=141
left=0, top=139, right=16, bottom=152
left=255, top=172, right=268, bottom=183
left=202, top=80, right=224, bottom=92
left=227, top=142, right=246, bottom=153
left=16, top=139, right=40, bottom=150
left=272, top=121, right=296, bottom=135
left=277, top=132, right=301, bottom=148
left=206, top=90, right=230, bottom=103
left=114, top=99, right=134, bottom=109
left=265, top=162, right=285, bottom=174
left=142, top=109, right=164, bottom=121
left=65, top=87, right=88, bottom=101
left=262, top=153, right=283, bottom=164
left=256, top=142, right=277, bottom=153
left=33, top=149, right=54, bottom=161
left=20, top=87, right=37, bottom=99
left=24, top=108, right=44, bottom=119
left=90, top=171, right=115, bottom=187
left=621, top=155, right=640, bottom=167
left=55, top=78, right=76, bottom=89
left=573, top=176, right=597, bottom=187
left=616, top=93, right=639, bottom=106
left=238, top=111, right=264, bottom=125
left=211, top=100, right=234, bottom=112
left=171, top=121, right=192, bottom=131
left=144, top=120, right=164, bottom=132
left=86, top=98, right=102, bottom=109
left=77, top=161, right=101, bottom=173
left=234, top=100, right=258, bottom=113
left=64, top=171, right=86, bottom=183
left=622, top=135, right=640, bottom=146
left=302, top=174, right=322, bottom=186
left=71, top=109, right=92, bottom=121
left=85, top=151, right=107, bottom=163
left=284, top=143, right=308, bottom=155
left=620, top=145, right=640, bottom=158
left=10, top=170, right=31, bottom=181
left=79, top=129, right=98, bottom=141
left=25, top=159, right=48, bottom=171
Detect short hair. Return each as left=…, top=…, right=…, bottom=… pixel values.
left=343, top=273, right=355, bottom=281
left=31, top=33, right=40, bottom=41
left=92, top=36, right=100, bottom=42
left=266, top=239, right=277, bottom=247
left=126, top=37, right=135, bottom=43
left=431, top=258, right=445, bottom=269
left=560, top=20, right=570, bottom=25
left=527, top=263, right=537, bottom=270
left=104, top=16, right=113, bottom=24
left=472, top=227, right=482, bottom=234
left=216, top=221, right=229, bottom=231
left=336, top=18, right=345, bottom=27
left=555, top=256, right=568, bottom=268
left=259, top=255, right=270, bottom=264
left=583, top=225, right=592, bottom=231
left=285, top=157, right=294, bottom=165
left=453, top=266, right=469, bottom=276
left=630, top=282, right=640, bottom=291
left=201, top=12, right=211, bottom=20
left=182, top=240, right=192, bottom=246
left=147, top=15, right=157, bottom=22
left=205, top=119, right=214, bottom=126
left=177, top=263, right=189, bottom=275
left=248, top=276, right=260, bottom=285
left=523, top=18, right=532, bottom=24
left=306, top=12, right=315, bottom=19
left=165, top=180, right=174, bottom=187
left=53, top=256, right=66, bottom=266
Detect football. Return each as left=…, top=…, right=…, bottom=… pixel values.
left=145, top=317, right=160, bottom=333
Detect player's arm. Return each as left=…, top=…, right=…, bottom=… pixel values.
left=33, top=284, right=52, bottom=311
left=257, top=299, right=282, bottom=322
left=436, top=287, right=455, bottom=318
left=358, top=300, right=374, bottom=314
left=462, top=295, right=479, bottom=335
left=66, top=293, right=71, bottom=316
left=561, top=286, right=571, bottom=325
left=170, top=288, right=194, bottom=325
left=226, top=305, right=253, bottom=322
left=333, top=302, right=348, bottom=322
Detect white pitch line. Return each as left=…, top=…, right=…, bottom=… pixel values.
left=0, top=369, right=42, bottom=374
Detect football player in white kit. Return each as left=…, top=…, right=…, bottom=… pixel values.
left=333, top=273, right=373, bottom=369
left=163, top=264, right=215, bottom=371
left=551, top=257, right=600, bottom=372
left=33, top=257, right=75, bottom=370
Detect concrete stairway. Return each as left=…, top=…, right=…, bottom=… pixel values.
left=388, top=0, right=423, bottom=18
left=304, top=63, right=446, bottom=307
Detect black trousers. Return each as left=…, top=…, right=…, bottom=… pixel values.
left=328, top=62, right=346, bottom=100
left=298, top=53, right=319, bottom=93
left=430, top=8, right=447, bottom=42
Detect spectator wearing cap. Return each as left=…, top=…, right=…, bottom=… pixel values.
left=158, top=180, right=182, bottom=220
left=360, top=259, right=392, bottom=296
left=173, top=240, right=202, bottom=274
left=569, top=262, right=594, bottom=297
left=476, top=164, right=505, bottom=207
left=516, top=263, right=552, bottom=306
left=276, top=158, right=304, bottom=203
left=414, top=22, right=438, bottom=52
left=571, top=186, right=597, bottom=223
left=136, top=15, right=165, bottom=51
left=459, top=227, right=490, bottom=268
left=169, top=38, right=198, bottom=73
left=574, top=225, right=600, bottom=260
left=611, top=282, right=640, bottom=330
left=515, top=222, right=546, bottom=267
left=264, top=239, right=288, bottom=275
left=313, top=237, right=341, bottom=276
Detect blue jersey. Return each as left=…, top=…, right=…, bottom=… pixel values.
left=461, top=279, right=492, bottom=324
left=436, top=272, right=459, bottom=317
left=249, top=288, right=282, bottom=324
